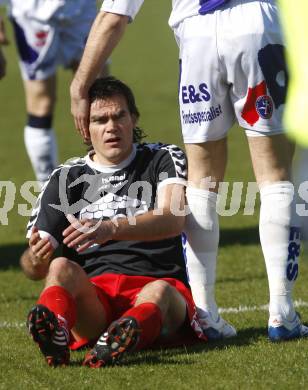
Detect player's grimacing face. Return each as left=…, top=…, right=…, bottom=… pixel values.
left=89, top=95, right=136, bottom=165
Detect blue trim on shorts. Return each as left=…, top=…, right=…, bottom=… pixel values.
left=199, top=0, right=230, bottom=14
left=11, top=18, right=39, bottom=66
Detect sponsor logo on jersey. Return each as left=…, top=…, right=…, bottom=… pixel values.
left=255, top=95, right=273, bottom=120
left=181, top=83, right=211, bottom=104
left=287, top=226, right=300, bottom=282
left=181, top=105, right=222, bottom=126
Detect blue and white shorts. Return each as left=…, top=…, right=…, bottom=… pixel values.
left=173, top=0, right=287, bottom=142
left=10, top=1, right=96, bottom=80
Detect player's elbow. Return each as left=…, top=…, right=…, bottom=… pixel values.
left=99, top=11, right=129, bottom=32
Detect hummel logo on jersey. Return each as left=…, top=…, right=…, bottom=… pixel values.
left=101, top=174, right=126, bottom=184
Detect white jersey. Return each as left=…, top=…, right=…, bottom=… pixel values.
left=101, top=0, right=144, bottom=22
left=175, top=0, right=285, bottom=142
left=101, top=0, right=229, bottom=28
left=169, top=0, right=205, bottom=28
left=7, top=0, right=89, bottom=22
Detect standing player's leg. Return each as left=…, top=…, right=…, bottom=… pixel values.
left=174, top=12, right=236, bottom=339
left=23, top=76, right=58, bottom=187
left=224, top=0, right=307, bottom=341
left=184, top=140, right=236, bottom=338
left=10, top=15, right=60, bottom=187
left=247, top=134, right=308, bottom=340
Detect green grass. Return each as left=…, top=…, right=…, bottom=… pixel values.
left=1, top=2, right=308, bottom=389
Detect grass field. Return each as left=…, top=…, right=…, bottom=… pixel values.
left=1, top=2, right=308, bottom=389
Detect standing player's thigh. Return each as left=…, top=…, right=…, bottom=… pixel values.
left=247, top=134, right=295, bottom=186
left=58, top=2, right=96, bottom=70
left=185, top=139, right=227, bottom=190
left=23, top=76, right=56, bottom=115
left=221, top=0, right=287, bottom=136
left=174, top=14, right=235, bottom=145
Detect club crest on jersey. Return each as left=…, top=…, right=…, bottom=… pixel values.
left=35, top=30, right=48, bottom=47
left=241, top=80, right=274, bottom=126
left=255, top=95, right=273, bottom=119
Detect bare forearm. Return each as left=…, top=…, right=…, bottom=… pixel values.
left=112, top=210, right=185, bottom=242
left=20, top=248, right=50, bottom=281
left=63, top=184, right=186, bottom=251
left=72, top=11, right=129, bottom=95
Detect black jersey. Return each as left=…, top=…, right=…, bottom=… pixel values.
left=27, top=143, right=188, bottom=283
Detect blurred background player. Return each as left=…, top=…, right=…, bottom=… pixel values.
left=278, top=0, right=308, bottom=240
left=0, top=0, right=108, bottom=187
left=70, top=0, right=307, bottom=341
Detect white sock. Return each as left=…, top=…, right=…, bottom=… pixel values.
left=24, top=126, right=58, bottom=187
left=259, top=181, right=300, bottom=321
left=184, top=187, right=219, bottom=320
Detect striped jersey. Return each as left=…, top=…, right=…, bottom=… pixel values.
left=26, top=142, right=188, bottom=283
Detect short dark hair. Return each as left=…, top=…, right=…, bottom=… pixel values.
left=88, top=77, right=146, bottom=143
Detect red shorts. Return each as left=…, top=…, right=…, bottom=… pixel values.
left=70, top=273, right=206, bottom=350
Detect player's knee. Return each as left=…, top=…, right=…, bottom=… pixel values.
left=140, top=280, right=173, bottom=304
left=27, top=114, right=53, bottom=129
left=47, top=257, right=77, bottom=283
left=48, top=257, right=70, bottom=272
left=27, top=94, right=55, bottom=116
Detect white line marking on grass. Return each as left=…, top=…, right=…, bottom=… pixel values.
left=219, top=299, right=308, bottom=314
left=0, top=321, right=24, bottom=329
left=1, top=299, right=308, bottom=329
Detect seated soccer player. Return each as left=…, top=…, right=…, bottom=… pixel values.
left=21, top=76, right=206, bottom=367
